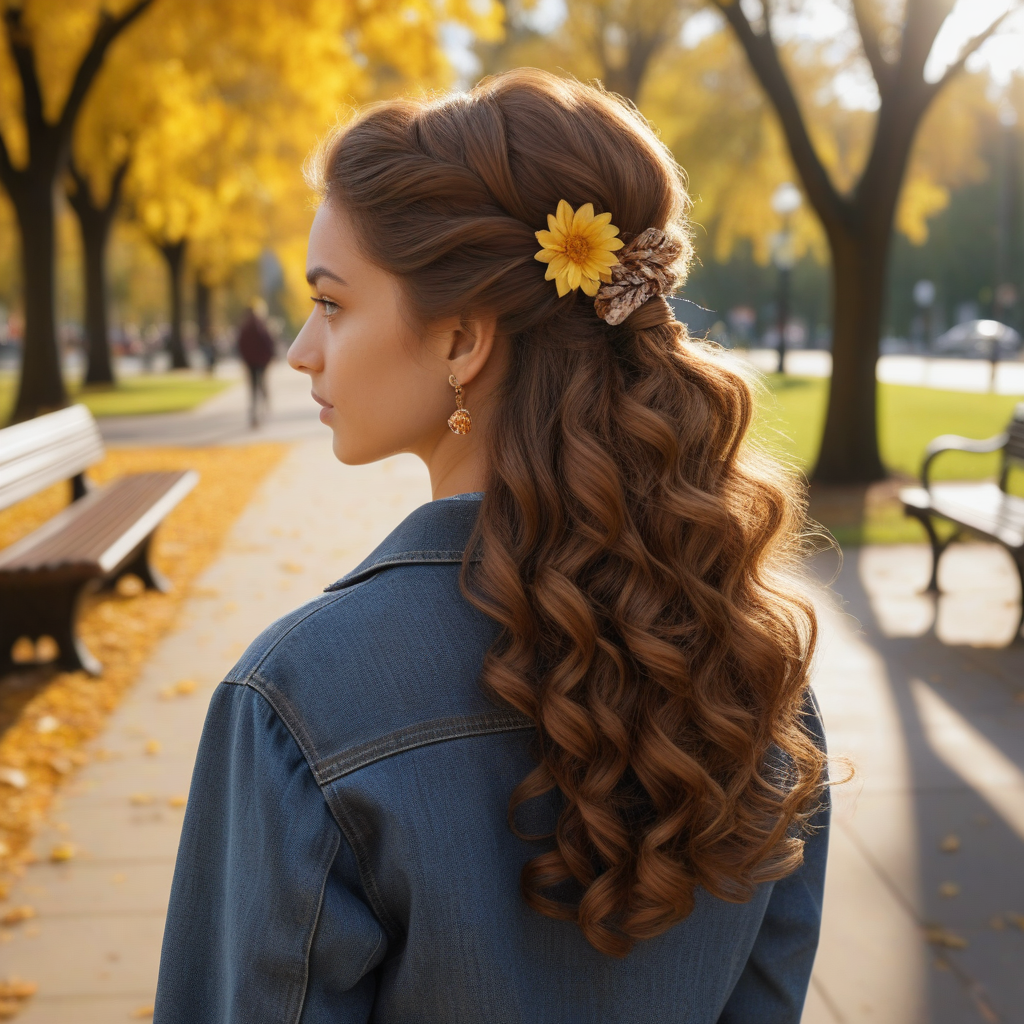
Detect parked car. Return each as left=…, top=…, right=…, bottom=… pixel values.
left=932, top=319, right=1021, bottom=359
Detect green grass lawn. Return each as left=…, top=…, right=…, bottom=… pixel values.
left=0, top=370, right=230, bottom=422
left=752, top=375, right=1023, bottom=544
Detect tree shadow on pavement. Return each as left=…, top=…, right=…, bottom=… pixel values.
left=822, top=542, right=1024, bottom=1024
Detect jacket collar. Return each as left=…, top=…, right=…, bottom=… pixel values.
left=324, top=494, right=483, bottom=592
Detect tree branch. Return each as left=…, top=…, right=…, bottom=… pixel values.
left=0, top=127, right=17, bottom=192
left=4, top=8, right=47, bottom=142
left=711, top=1, right=847, bottom=226
left=850, top=0, right=893, bottom=97
left=898, top=0, right=956, bottom=85
left=56, top=0, right=159, bottom=153
left=927, top=6, right=1018, bottom=96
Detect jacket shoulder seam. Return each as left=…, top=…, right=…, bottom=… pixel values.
left=313, top=709, right=534, bottom=785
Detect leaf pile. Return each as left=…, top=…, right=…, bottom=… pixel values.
left=0, top=443, right=286, bottom=890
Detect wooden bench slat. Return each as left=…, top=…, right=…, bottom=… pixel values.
left=0, top=406, right=104, bottom=512
left=0, top=471, right=198, bottom=574
left=927, top=483, right=1024, bottom=549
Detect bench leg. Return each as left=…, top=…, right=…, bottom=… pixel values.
left=107, top=534, right=171, bottom=594
left=904, top=507, right=955, bottom=593
left=0, top=580, right=102, bottom=678
left=1012, top=552, right=1024, bottom=644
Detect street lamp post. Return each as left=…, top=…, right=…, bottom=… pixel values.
left=913, top=278, right=936, bottom=351
left=770, top=182, right=802, bottom=375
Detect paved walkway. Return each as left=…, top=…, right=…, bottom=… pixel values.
left=2, top=367, right=1022, bottom=1021
left=805, top=544, right=1024, bottom=1024
left=96, top=359, right=327, bottom=448
left=739, top=349, right=1024, bottom=395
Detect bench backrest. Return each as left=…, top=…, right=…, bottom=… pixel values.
left=1006, top=403, right=1024, bottom=466
left=0, top=405, right=105, bottom=513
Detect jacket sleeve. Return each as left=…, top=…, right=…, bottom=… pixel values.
left=154, top=683, right=387, bottom=1024
left=717, top=694, right=831, bottom=1024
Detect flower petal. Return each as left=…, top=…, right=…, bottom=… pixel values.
left=555, top=273, right=571, bottom=297
left=567, top=261, right=582, bottom=290
left=535, top=230, right=562, bottom=249
left=556, top=200, right=574, bottom=233
left=586, top=223, right=621, bottom=244
left=605, top=237, right=625, bottom=251
left=589, top=249, right=620, bottom=267
left=598, top=268, right=613, bottom=283
left=580, top=275, right=600, bottom=297
left=590, top=211, right=613, bottom=228
left=546, top=213, right=561, bottom=235
left=535, top=248, right=558, bottom=263
left=571, top=203, right=595, bottom=232
left=547, top=254, right=570, bottom=277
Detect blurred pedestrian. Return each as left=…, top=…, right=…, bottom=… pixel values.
left=236, top=298, right=274, bottom=427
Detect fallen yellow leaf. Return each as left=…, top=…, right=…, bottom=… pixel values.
left=168, top=795, right=187, bottom=808
left=50, top=842, right=76, bottom=862
left=0, top=906, right=35, bottom=926
left=924, top=925, right=967, bottom=949
left=0, top=978, right=38, bottom=999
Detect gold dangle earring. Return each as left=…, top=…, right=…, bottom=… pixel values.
left=447, top=375, right=472, bottom=435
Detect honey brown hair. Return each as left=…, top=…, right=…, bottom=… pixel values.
left=311, top=68, right=826, bottom=957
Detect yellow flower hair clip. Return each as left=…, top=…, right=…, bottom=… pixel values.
left=534, top=200, right=624, bottom=298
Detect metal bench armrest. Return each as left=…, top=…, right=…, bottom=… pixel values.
left=922, top=431, right=1009, bottom=489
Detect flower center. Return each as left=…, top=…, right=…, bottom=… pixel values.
left=563, top=233, right=591, bottom=265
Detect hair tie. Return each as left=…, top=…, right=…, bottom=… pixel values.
left=594, top=228, right=682, bottom=326
left=619, top=295, right=676, bottom=332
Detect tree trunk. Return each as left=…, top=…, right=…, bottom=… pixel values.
left=67, top=160, right=127, bottom=387
left=814, top=229, right=887, bottom=482
left=10, top=179, right=65, bottom=422
left=0, top=0, right=158, bottom=423
left=81, top=218, right=114, bottom=385
left=160, top=240, right=189, bottom=370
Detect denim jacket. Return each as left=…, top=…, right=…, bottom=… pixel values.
left=155, top=494, right=829, bottom=1024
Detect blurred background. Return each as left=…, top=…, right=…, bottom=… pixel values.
left=0, top=1, right=1023, bottom=1022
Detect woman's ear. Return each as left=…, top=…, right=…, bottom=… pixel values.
left=430, top=315, right=498, bottom=387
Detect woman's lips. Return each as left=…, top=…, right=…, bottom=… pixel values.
left=311, top=390, right=333, bottom=423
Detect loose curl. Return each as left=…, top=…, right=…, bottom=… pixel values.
left=311, top=69, right=827, bottom=957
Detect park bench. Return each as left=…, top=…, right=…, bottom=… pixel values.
left=899, top=403, right=1024, bottom=626
left=0, top=405, right=198, bottom=677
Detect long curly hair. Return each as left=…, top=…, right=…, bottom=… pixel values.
left=312, top=68, right=826, bottom=957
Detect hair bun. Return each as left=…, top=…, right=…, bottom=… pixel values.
left=594, top=227, right=682, bottom=326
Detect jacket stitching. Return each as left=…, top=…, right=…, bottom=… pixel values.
left=235, top=681, right=400, bottom=943
left=325, top=551, right=475, bottom=592
left=322, top=792, right=401, bottom=939
left=290, top=816, right=341, bottom=1024
left=247, top=673, right=326, bottom=767
left=313, top=710, right=534, bottom=785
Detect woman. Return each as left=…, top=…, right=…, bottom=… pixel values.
left=155, top=69, right=828, bottom=1023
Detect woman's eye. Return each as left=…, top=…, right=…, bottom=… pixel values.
left=311, top=296, right=340, bottom=319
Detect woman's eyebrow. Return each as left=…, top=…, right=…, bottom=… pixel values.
left=306, top=266, right=347, bottom=287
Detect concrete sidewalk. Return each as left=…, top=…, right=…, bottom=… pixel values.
left=805, top=543, right=1024, bottom=1024
left=95, top=360, right=326, bottom=448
